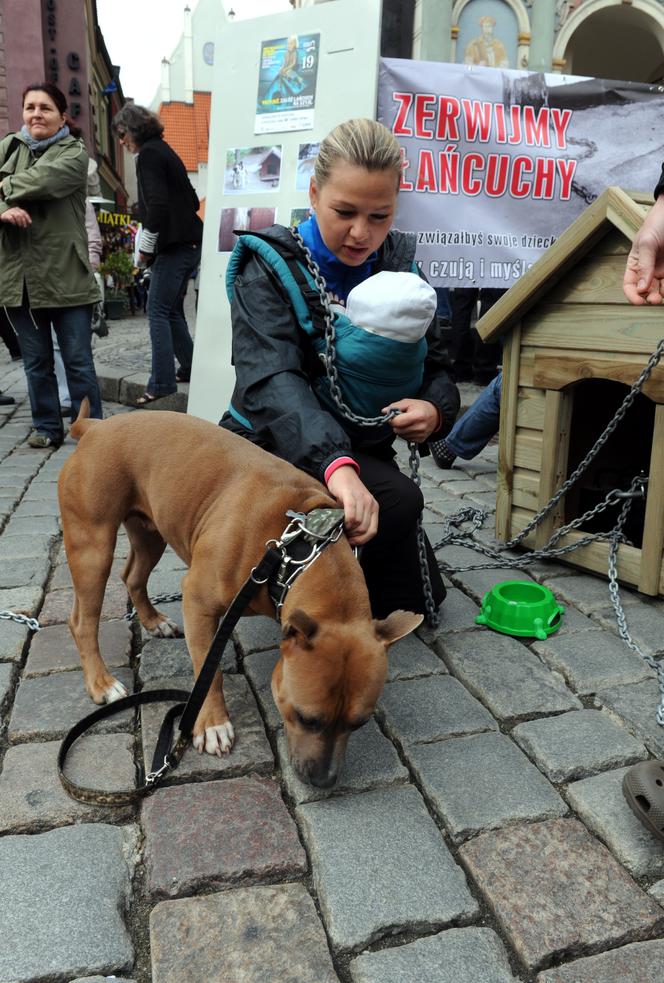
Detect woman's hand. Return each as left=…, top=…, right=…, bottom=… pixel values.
left=0, top=207, right=32, bottom=228
left=326, top=465, right=379, bottom=545
left=381, top=398, right=440, bottom=442
left=624, top=196, right=664, bottom=305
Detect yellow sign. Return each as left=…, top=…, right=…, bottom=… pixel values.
left=97, top=210, right=133, bottom=226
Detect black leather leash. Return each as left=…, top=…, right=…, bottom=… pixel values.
left=58, top=545, right=283, bottom=806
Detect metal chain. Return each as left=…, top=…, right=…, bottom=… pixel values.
left=0, top=610, right=41, bottom=631
left=290, top=227, right=440, bottom=627
left=434, top=478, right=648, bottom=573
left=608, top=491, right=664, bottom=726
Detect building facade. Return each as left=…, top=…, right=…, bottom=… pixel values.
left=415, top=0, right=664, bottom=83
left=0, top=0, right=128, bottom=204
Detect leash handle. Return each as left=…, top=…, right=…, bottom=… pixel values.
left=58, top=546, right=284, bottom=807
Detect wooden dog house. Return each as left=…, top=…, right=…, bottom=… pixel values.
left=476, top=186, right=664, bottom=595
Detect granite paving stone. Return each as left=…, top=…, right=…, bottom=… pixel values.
left=0, top=823, right=135, bottom=982
left=144, top=565, right=187, bottom=598
left=277, top=718, right=408, bottom=804
left=512, top=710, right=648, bottom=782
left=39, top=583, right=129, bottom=625
left=243, top=647, right=282, bottom=730
left=440, top=630, right=581, bottom=721
left=536, top=938, right=664, bottom=982
left=650, top=880, right=664, bottom=905
left=233, top=614, right=282, bottom=655
left=386, top=630, right=448, bottom=679
left=297, top=785, right=479, bottom=950
left=0, top=735, right=135, bottom=832
left=152, top=546, right=188, bottom=572
left=71, top=977, right=136, bottom=983
left=138, top=634, right=235, bottom=683
left=13, top=497, right=61, bottom=516
left=0, top=555, right=51, bottom=589
left=591, top=603, right=664, bottom=657
left=378, top=673, right=498, bottom=745
left=4, top=513, right=60, bottom=536
left=150, top=883, right=339, bottom=983
left=0, top=660, right=15, bottom=712
left=140, top=675, right=273, bottom=782
left=407, top=731, right=566, bottom=842
left=0, top=617, right=29, bottom=662
left=594, top=678, right=664, bottom=757
left=565, top=766, right=664, bottom=879
left=8, top=667, right=134, bottom=742
left=349, top=927, right=518, bottom=983
left=541, top=574, right=643, bottom=614
left=459, top=817, right=664, bottom=972
left=417, top=587, right=482, bottom=638
left=531, top=629, right=655, bottom=694
left=25, top=620, right=132, bottom=676
left=0, top=584, right=44, bottom=617
left=143, top=775, right=307, bottom=898
left=461, top=489, right=497, bottom=512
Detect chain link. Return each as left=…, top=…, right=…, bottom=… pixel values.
left=608, top=493, right=664, bottom=726
left=290, top=227, right=439, bottom=626
left=0, top=610, right=42, bottom=631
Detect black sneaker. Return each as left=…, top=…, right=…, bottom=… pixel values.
left=428, top=437, right=456, bottom=469
left=0, top=392, right=15, bottom=406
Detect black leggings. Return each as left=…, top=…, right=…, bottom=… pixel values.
left=352, top=450, right=445, bottom=620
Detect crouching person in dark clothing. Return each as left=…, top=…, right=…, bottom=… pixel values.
left=220, top=118, right=459, bottom=620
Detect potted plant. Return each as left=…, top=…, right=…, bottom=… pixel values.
left=99, top=249, right=134, bottom=320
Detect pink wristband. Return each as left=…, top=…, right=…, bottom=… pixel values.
left=324, top=456, right=360, bottom=485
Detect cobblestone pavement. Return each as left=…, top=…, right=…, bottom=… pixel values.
left=1, top=314, right=664, bottom=982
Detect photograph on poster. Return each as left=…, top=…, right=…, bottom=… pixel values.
left=295, top=142, right=320, bottom=191
left=290, top=206, right=313, bottom=228
left=224, top=146, right=282, bottom=194
left=255, top=32, right=320, bottom=134
left=218, top=206, right=277, bottom=252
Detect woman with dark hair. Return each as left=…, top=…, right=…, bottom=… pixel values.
left=112, top=104, right=203, bottom=405
left=0, top=82, right=102, bottom=446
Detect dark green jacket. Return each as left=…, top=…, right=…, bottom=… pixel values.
left=0, top=132, right=100, bottom=308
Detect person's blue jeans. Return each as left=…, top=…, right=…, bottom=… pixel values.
left=5, top=299, right=102, bottom=442
left=446, top=371, right=502, bottom=459
left=146, top=243, right=199, bottom=395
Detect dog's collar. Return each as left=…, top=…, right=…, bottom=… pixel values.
left=266, top=508, right=345, bottom=619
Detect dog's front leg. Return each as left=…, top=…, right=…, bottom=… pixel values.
left=182, top=583, right=234, bottom=757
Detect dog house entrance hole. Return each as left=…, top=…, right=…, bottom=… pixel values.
left=563, top=379, right=653, bottom=549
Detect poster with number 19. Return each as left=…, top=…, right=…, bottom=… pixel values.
left=255, top=33, right=320, bottom=135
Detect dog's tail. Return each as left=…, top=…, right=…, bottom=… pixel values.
left=70, top=397, right=99, bottom=441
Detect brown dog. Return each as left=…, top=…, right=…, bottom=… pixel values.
left=58, top=403, right=422, bottom=787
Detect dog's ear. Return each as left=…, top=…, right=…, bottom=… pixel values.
left=282, top=608, right=319, bottom=649
left=374, top=610, right=423, bottom=646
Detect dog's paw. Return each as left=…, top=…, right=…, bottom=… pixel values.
left=193, top=722, right=235, bottom=757
left=148, top=617, right=181, bottom=639
left=104, top=679, right=129, bottom=703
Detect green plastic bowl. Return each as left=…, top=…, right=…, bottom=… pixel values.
left=475, top=580, right=564, bottom=640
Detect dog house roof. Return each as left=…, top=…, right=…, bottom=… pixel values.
left=476, top=186, right=651, bottom=344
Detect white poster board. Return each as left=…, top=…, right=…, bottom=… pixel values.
left=189, top=0, right=383, bottom=423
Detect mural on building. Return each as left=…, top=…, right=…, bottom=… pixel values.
left=457, top=3, right=518, bottom=69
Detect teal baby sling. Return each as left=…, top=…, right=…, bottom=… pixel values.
left=226, top=232, right=428, bottom=433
